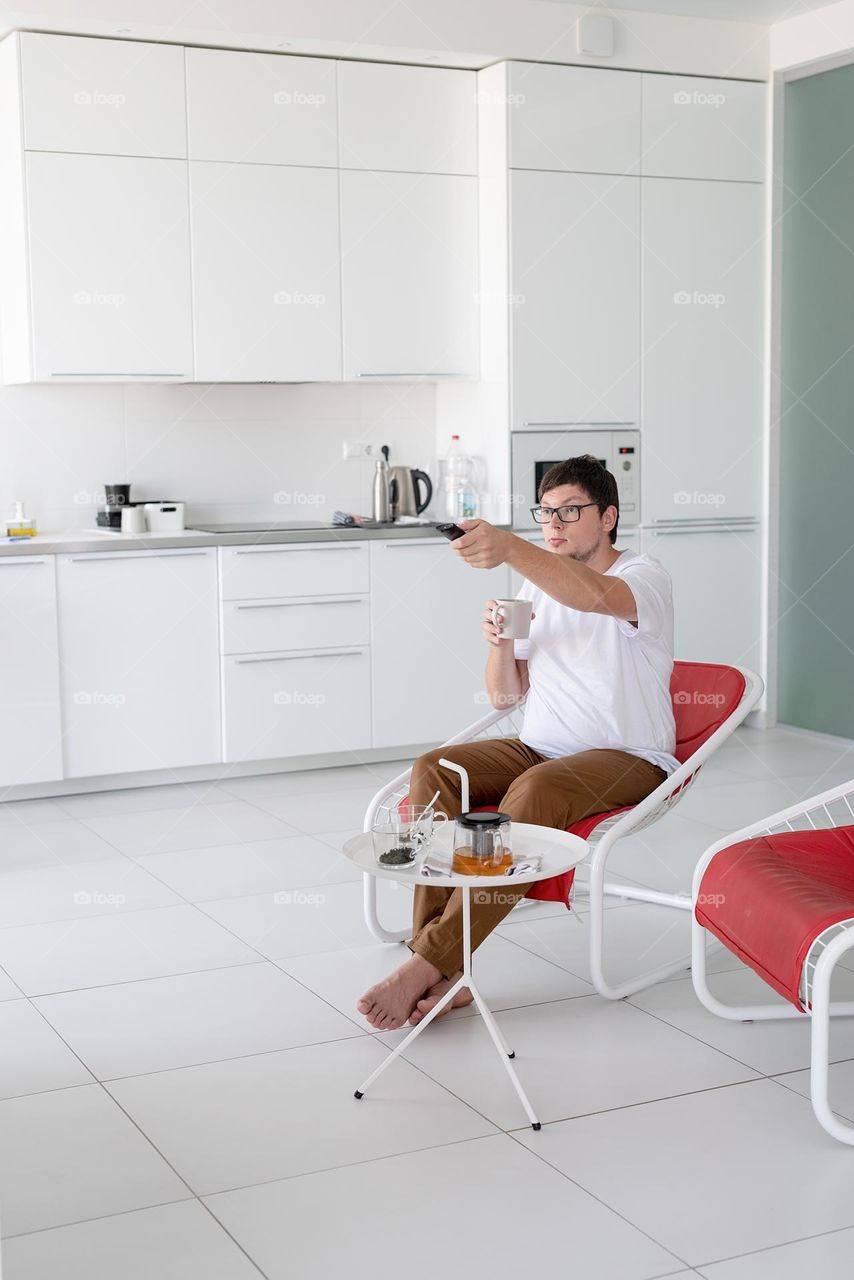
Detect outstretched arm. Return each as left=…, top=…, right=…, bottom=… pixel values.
left=455, top=521, right=638, bottom=623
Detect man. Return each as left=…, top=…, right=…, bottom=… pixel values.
left=358, top=455, right=678, bottom=1031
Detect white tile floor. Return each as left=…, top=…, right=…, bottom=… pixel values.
left=0, top=726, right=853, bottom=1278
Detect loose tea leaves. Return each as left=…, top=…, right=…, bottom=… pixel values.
left=378, top=845, right=417, bottom=866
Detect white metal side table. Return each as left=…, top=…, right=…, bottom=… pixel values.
left=343, top=821, right=587, bottom=1130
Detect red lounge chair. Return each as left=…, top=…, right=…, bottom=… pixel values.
left=693, top=781, right=854, bottom=1143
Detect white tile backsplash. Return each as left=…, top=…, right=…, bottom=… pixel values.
left=0, top=381, right=438, bottom=531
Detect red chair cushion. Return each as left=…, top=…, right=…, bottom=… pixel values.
left=696, top=826, right=854, bottom=1008
left=671, top=662, right=746, bottom=764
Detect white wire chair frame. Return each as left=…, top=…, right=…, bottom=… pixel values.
left=363, top=665, right=763, bottom=1001
left=692, top=779, right=854, bottom=1144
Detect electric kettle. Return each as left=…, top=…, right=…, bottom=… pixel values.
left=389, top=466, right=433, bottom=519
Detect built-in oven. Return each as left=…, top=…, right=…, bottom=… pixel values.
left=510, top=427, right=640, bottom=531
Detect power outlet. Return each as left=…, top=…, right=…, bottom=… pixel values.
left=343, top=441, right=382, bottom=460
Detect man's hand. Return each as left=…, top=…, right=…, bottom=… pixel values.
left=482, top=599, right=508, bottom=647
left=452, top=519, right=515, bottom=570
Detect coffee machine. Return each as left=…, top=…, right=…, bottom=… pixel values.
left=96, top=483, right=137, bottom=531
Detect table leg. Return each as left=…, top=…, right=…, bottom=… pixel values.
left=354, top=973, right=468, bottom=1099
left=354, top=882, right=542, bottom=1131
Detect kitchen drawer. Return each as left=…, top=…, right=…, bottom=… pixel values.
left=222, top=646, right=371, bottom=762
left=219, top=542, right=369, bottom=601
left=221, top=595, right=369, bottom=655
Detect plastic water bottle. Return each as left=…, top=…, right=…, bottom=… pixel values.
left=440, top=434, right=478, bottom=521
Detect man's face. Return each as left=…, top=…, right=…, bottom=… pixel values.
left=537, top=484, right=614, bottom=563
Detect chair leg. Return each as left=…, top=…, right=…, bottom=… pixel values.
left=587, top=861, right=695, bottom=1000
left=363, top=873, right=409, bottom=944
left=810, top=932, right=854, bottom=1144
left=691, top=914, right=803, bottom=1022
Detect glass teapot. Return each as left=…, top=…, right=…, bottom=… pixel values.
left=452, top=811, right=513, bottom=876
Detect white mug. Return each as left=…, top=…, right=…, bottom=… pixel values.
left=492, top=599, right=533, bottom=640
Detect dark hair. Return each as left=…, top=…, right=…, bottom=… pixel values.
left=537, top=454, right=619, bottom=545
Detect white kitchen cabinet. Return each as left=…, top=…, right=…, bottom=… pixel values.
left=219, top=542, right=369, bottom=601
left=642, top=525, right=761, bottom=673
left=338, top=61, right=476, bottom=175
left=507, top=62, right=641, bottom=174
left=185, top=47, right=337, bottom=167
left=222, top=647, right=371, bottom=762
left=57, top=549, right=220, bottom=777
left=340, top=170, right=478, bottom=379
left=0, top=556, right=63, bottom=786
left=641, top=75, right=765, bottom=182
left=221, top=595, right=370, bottom=655
left=642, top=178, right=764, bottom=523
left=24, top=151, right=193, bottom=380
left=370, top=539, right=509, bottom=748
left=19, top=32, right=186, bottom=158
left=510, top=169, right=640, bottom=428
left=190, top=161, right=341, bottom=382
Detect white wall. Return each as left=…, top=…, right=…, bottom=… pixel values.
left=0, top=1, right=769, bottom=77
left=0, top=380, right=438, bottom=531
left=771, top=0, right=854, bottom=72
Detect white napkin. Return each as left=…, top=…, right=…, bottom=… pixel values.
left=419, top=851, right=543, bottom=879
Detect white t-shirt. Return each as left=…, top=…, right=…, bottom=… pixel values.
left=513, top=550, right=680, bottom=775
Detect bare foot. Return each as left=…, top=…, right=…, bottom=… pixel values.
left=357, top=953, right=443, bottom=1030
left=408, top=973, right=474, bottom=1025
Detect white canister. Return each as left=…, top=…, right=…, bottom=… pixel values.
left=143, top=502, right=185, bottom=532
left=120, top=505, right=147, bottom=534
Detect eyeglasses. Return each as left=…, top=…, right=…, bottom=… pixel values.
left=530, top=502, right=598, bottom=525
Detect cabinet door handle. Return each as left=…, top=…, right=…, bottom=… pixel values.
left=50, top=372, right=186, bottom=378
left=233, top=598, right=363, bottom=610
left=235, top=649, right=364, bottom=664
left=519, top=420, right=636, bottom=428
left=232, top=546, right=361, bottom=555
left=69, top=550, right=210, bottom=561
left=355, top=372, right=464, bottom=378
left=380, top=540, right=441, bottom=549
left=0, top=557, right=47, bottom=565
left=647, top=525, right=756, bottom=537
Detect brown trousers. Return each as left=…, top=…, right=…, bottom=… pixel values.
left=407, top=738, right=666, bottom=977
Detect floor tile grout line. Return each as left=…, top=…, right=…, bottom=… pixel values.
left=501, top=1074, right=768, bottom=1134
left=96, top=1077, right=273, bottom=1279
left=0, top=1194, right=199, bottom=1243
left=689, top=1220, right=854, bottom=1273
left=500, top=1125, right=695, bottom=1273
left=18, top=954, right=270, bottom=1000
